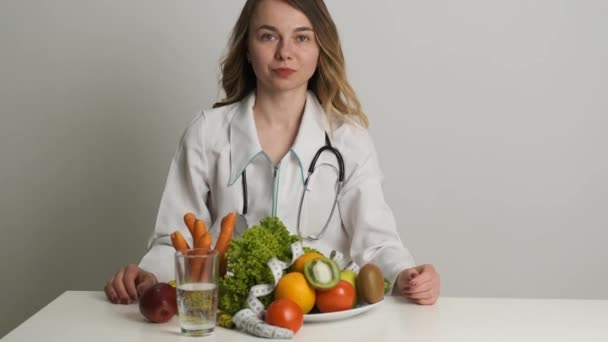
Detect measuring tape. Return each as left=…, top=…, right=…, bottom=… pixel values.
left=232, top=309, right=293, bottom=339
left=232, top=242, right=304, bottom=338
left=243, top=241, right=304, bottom=316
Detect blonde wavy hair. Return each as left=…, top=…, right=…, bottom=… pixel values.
left=213, top=0, right=369, bottom=128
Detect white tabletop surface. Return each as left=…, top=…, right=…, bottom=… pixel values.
left=3, top=291, right=608, bottom=341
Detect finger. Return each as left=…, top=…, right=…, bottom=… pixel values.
left=104, top=278, right=119, bottom=304
left=404, top=281, right=433, bottom=295
left=406, top=268, right=420, bottom=281
left=410, top=285, right=440, bottom=304
left=407, top=289, right=434, bottom=300
left=416, top=264, right=436, bottom=274
left=123, top=264, right=140, bottom=301
left=409, top=269, right=435, bottom=287
left=398, top=268, right=420, bottom=289
left=136, top=272, right=158, bottom=296
left=112, top=267, right=131, bottom=304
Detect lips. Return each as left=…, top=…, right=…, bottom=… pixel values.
left=274, top=68, right=295, bottom=77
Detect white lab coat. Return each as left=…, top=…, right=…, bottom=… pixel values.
left=139, top=91, right=416, bottom=287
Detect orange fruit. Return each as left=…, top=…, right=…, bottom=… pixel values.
left=291, top=252, right=323, bottom=274
left=274, top=272, right=316, bottom=314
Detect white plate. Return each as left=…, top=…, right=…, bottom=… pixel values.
left=303, top=299, right=384, bottom=323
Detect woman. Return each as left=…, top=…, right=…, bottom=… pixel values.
left=104, top=0, right=440, bottom=306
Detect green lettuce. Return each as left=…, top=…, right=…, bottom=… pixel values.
left=218, top=216, right=301, bottom=315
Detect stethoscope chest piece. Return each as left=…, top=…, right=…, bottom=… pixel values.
left=234, top=213, right=248, bottom=238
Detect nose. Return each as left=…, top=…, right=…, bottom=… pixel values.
left=275, top=39, right=293, bottom=60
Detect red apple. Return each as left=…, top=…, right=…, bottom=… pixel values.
left=138, top=283, right=177, bottom=323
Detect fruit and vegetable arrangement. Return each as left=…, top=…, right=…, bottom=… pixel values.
left=137, top=212, right=391, bottom=339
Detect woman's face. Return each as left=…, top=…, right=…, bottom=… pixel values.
left=247, top=0, right=320, bottom=94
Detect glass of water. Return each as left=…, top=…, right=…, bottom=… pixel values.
left=174, top=248, right=219, bottom=336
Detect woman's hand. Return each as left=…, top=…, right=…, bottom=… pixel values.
left=103, top=264, right=158, bottom=304
left=396, top=264, right=440, bottom=305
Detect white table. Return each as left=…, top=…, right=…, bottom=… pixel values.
left=3, top=291, right=607, bottom=341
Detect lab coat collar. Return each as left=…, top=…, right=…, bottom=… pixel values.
left=228, top=92, right=263, bottom=186
left=228, top=90, right=328, bottom=186
left=290, top=91, right=329, bottom=184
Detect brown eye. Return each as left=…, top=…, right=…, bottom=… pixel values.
left=261, top=33, right=275, bottom=41
left=296, top=35, right=310, bottom=42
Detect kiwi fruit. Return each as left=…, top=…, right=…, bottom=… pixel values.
left=303, top=258, right=340, bottom=290
left=356, top=263, right=384, bottom=304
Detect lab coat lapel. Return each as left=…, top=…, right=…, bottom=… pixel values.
left=228, top=92, right=263, bottom=185
left=290, top=91, right=329, bottom=185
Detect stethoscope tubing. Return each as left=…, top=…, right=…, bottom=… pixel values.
left=240, top=133, right=345, bottom=240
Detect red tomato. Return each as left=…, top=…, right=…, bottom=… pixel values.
left=316, top=280, right=356, bottom=313
left=265, top=299, right=304, bottom=333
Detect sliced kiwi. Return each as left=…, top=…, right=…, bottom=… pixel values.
left=303, top=258, right=340, bottom=290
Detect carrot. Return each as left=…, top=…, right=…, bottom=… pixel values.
left=215, top=213, right=236, bottom=254
left=193, top=219, right=208, bottom=246
left=194, top=232, right=212, bottom=249
left=170, top=231, right=190, bottom=252
left=183, top=212, right=197, bottom=237
left=191, top=233, right=213, bottom=281
left=215, top=212, right=236, bottom=276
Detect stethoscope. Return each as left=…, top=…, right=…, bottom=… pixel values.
left=237, top=132, right=345, bottom=240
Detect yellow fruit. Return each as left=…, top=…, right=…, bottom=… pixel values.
left=274, top=272, right=316, bottom=314
left=340, top=270, right=357, bottom=294
left=291, top=252, right=323, bottom=274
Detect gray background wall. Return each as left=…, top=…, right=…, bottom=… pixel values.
left=1, top=0, right=606, bottom=337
